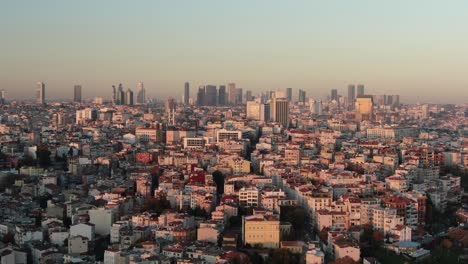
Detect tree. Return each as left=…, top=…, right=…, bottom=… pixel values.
left=229, top=216, right=241, bottom=227
left=2, top=232, right=14, bottom=244
left=141, top=195, right=171, bottom=215
left=280, top=206, right=307, bottom=240
left=319, top=227, right=329, bottom=242
left=188, top=206, right=208, bottom=218
left=267, top=249, right=301, bottom=264
left=372, top=231, right=384, bottom=246
left=19, top=155, right=36, bottom=167
left=212, top=170, right=224, bottom=195
left=441, top=239, right=453, bottom=249
left=36, top=145, right=51, bottom=168
left=330, top=256, right=358, bottom=264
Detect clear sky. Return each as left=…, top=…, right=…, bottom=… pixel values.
left=1, top=0, right=468, bottom=103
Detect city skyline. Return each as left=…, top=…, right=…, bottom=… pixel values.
left=0, top=2, right=467, bottom=264
left=1, top=1, right=468, bottom=103
left=0, top=80, right=464, bottom=105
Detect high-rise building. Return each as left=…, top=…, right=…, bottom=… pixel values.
left=137, top=82, right=146, bottom=104
left=205, top=85, right=217, bottom=106
left=218, top=85, right=226, bottom=106
left=246, top=101, right=261, bottom=120
left=117, top=84, right=125, bottom=105
left=422, top=104, right=429, bottom=118
left=270, top=93, right=289, bottom=127
left=260, top=103, right=270, bottom=122
left=36, top=81, right=45, bottom=104
left=125, top=89, right=134, bottom=105
left=245, top=90, right=253, bottom=102
left=393, top=95, right=400, bottom=106
left=74, top=85, right=82, bottom=103
left=355, top=95, right=373, bottom=121
left=298, top=89, right=306, bottom=104
left=184, top=82, right=190, bottom=105
left=112, top=85, right=116, bottom=104
left=286, top=88, right=292, bottom=102
left=165, top=98, right=177, bottom=114
left=228, top=83, right=236, bottom=105
left=347, top=84, right=355, bottom=105
left=309, top=98, right=322, bottom=115
left=197, top=86, right=205, bottom=106
left=331, top=89, right=338, bottom=102
left=236, top=88, right=243, bottom=105
left=0, top=90, right=5, bottom=104
left=357, top=84, right=365, bottom=97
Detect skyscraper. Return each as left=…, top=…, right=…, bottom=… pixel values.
left=298, top=89, right=306, bottom=104
left=0, top=90, right=5, bottom=104
left=117, top=84, right=125, bottom=105
left=286, top=88, right=292, bottom=102
left=357, top=84, right=365, bottom=97
left=347, top=84, right=355, bottom=105
left=74, top=85, right=82, bottom=103
left=184, top=82, right=190, bottom=105
left=246, top=101, right=261, bottom=120
left=125, top=89, right=134, bottom=105
left=260, top=103, right=270, bottom=122
left=197, top=86, right=205, bottom=106
left=245, top=90, right=253, bottom=102
left=218, top=85, right=226, bottom=106
left=228, top=83, right=236, bottom=105
left=236, top=88, right=243, bottom=105
left=137, top=82, right=146, bottom=104
left=112, top=85, right=116, bottom=104
left=36, top=81, right=45, bottom=104
left=270, top=93, right=289, bottom=127
left=205, top=85, right=217, bottom=106
left=165, top=98, right=177, bottom=114
left=355, top=95, right=373, bottom=121
left=331, top=89, right=338, bottom=102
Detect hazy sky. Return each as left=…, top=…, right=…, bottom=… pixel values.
left=1, top=0, right=468, bottom=103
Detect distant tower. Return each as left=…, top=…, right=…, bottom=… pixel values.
left=74, top=85, right=82, bottom=103
left=125, top=89, right=134, bottom=105
left=117, top=84, right=125, bottom=105
left=286, top=88, right=292, bottom=102
left=357, top=84, right=365, bottom=97
left=246, top=101, right=261, bottom=120
left=36, top=81, right=45, bottom=104
left=165, top=98, right=177, bottom=125
left=331, top=89, right=338, bottom=102
left=347, top=84, right=355, bottom=106
left=270, top=93, right=289, bottom=127
left=197, top=86, right=206, bottom=106
left=355, top=95, right=373, bottom=121
left=228, top=83, right=236, bottom=105
left=0, top=90, right=5, bottom=104
left=298, top=89, right=306, bottom=104
left=184, top=82, right=190, bottom=105
left=235, top=88, right=243, bottom=105
left=112, top=85, right=116, bottom=104
left=205, top=85, right=217, bottom=106
left=218, top=85, right=226, bottom=106
left=422, top=104, right=429, bottom=118
left=260, top=103, right=270, bottom=122
left=137, top=82, right=146, bottom=104
left=245, top=90, right=253, bottom=102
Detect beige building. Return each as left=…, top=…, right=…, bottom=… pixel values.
left=239, top=187, right=260, bottom=207
left=355, top=96, right=373, bottom=121
left=242, top=214, right=280, bottom=248
left=68, top=235, right=89, bottom=254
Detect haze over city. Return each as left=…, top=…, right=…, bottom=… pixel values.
left=0, top=1, right=468, bottom=264
left=1, top=0, right=468, bottom=103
